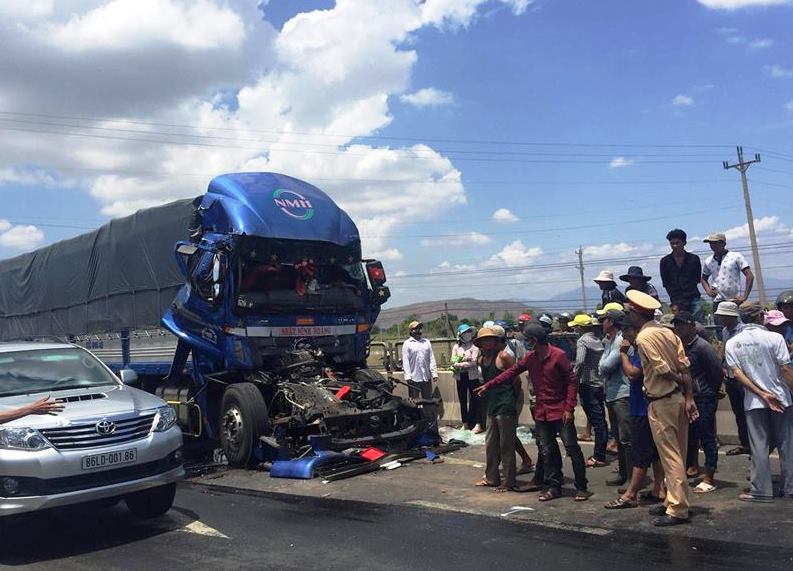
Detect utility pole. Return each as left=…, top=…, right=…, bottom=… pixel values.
left=443, top=301, right=454, bottom=338
left=723, top=146, right=766, bottom=305
left=576, top=247, right=587, bottom=313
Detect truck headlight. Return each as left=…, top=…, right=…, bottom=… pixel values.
left=154, top=405, right=178, bottom=432
left=0, top=427, right=51, bottom=451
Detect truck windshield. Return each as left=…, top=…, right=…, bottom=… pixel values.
left=236, top=261, right=367, bottom=314
left=0, top=348, right=120, bottom=397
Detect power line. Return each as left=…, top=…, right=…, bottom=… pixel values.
left=0, top=110, right=736, bottom=149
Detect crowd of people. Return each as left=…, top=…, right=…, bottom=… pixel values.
left=401, top=228, right=793, bottom=527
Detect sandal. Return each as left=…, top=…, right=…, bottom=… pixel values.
left=586, top=456, right=608, bottom=468
left=604, top=496, right=637, bottom=509
left=494, top=486, right=510, bottom=493
left=538, top=489, right=562, bottom=502
left=517, top=463, right=535, bottom=475
left=726, top=446, right=750, bottom=456
left=475, top=478, right=498, bottom=487
left=693, top=482, right=717, bottom=494
left=574, top=490, right=592, bottom=502
left=686, top=467, right=701, bottom=478
left=577, top=434, right=593, bottom=442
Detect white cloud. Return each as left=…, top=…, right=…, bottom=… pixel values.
left=765, top=64, right=793, bottom=78
left=420, top=0, right=532, bottom=29
left=672, top=94, right=694, bottom=107
left=0, top=0, right=541, bottom=260
left=400, top=87, right=455, bottom=109
left=420, top=232, right=491, bottom=247
left=722, top=216, right=789, bottom=241
left=486, top=240, right=543, bottom=267
left=609, top=156, right=635, bottom=169
left=0, top=221, right=45, bottom=250
left=748, top=38, right=773, bottom=49
left=45, top=0, right=246, bottom=52
left=699, top=0, right=792, bottom=9
left=582, top=242, right=647, bottom=258
left=786, top=100, right=793, bottom=112
left=492, top=208, right=519, bottom=224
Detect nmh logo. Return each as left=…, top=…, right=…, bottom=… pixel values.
left=272, top=188, right=315, bottom=220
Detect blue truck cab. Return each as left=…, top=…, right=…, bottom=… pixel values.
left=149, top=173, right=433, bottom=466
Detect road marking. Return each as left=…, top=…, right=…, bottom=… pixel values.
left=180, top=520, right=230, bottom=539
left=407, top=499, right=612, bottom=536
left=406, top=500, right=486, bottom=516
left=526, top=519, right=612, bottom=536
left=168, top=511, right=230, bottom=539
left=501, top=506, right=535, bottom=517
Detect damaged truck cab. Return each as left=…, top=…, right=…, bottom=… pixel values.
left=153, top=173, right=435, bottom=466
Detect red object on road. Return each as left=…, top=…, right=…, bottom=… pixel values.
left=335, top=385, right=352, bottom=400
left=360, top=447, right=387, bottom=462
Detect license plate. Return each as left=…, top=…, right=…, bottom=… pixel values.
left=81, top=448, right=137, bottom=471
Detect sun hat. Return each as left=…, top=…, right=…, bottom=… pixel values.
left=518, top=313, right=532, bottom=322
left=593, top=270, right=616, bottom=284
left=764, top=310, right=790, bottom=327
left=596, top=302, right=624, bottom=316
left=714, top=301, right=739, bottom=317
left=473, top=326, right=500, bottom=347
left=408, top=320, right=423, bottom=330
left=703, top=232, right=727, bottom=243
left=457, top=323, right=475, bottom=337
left=600, top=309, right=627, bottom=326
left=483, top=320, right=495, bottom=328
left=490, top=325, right=506, bottom=338
left=568, top=314, right=598, bottom=327
left=619, top=266, right=652, bottom=282
left=739, top=301, right=764, bottom=320
left=626, top=290, right=662, bottom=313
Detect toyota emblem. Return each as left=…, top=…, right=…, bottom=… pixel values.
left=95, top=419, right=116, bottom=435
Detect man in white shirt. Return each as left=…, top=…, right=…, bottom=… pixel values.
left=402, top=320, right=437, bottom=399
left=701, top=233, right=754, bottom=307
left=725, top=302, right=793, bottom=502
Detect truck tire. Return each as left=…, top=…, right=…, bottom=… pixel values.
left=220, top=383, right=270, bottom=468
left=125, top=483, right=176, bottom=519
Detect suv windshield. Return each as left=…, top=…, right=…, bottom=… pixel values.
left=0, top=347, right=119, bottom=397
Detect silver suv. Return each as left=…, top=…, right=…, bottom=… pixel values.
left=0, top=343, right=183, bottom=519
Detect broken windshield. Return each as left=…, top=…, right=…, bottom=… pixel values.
left=236, top=260, right=367, bottom=314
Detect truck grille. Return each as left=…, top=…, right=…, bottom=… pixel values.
left=40, top=414, right=156, bottom=450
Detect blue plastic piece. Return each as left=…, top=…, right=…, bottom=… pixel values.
left=425, top=451, right=438, bottom=461
left=270, top=450, right=364, bottom=479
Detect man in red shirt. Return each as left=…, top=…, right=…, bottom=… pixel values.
left=476, top=324, right=590, bottom=501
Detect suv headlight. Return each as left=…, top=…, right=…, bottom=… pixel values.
left=0, top=427, right=51, bottom=451
left=154, top=405, right=178, bottom=432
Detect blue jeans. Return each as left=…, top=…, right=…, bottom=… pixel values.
left=687, top=396, right=719, bottom=473
left=580, top=384, right=608, bottom=461
left=534, top=418, right=588, bottom=492
left=678, top=297, right=705, bottom=324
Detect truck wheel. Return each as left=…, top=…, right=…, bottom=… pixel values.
left=125, top=483, right=176, bottom=519
left=220, top=383, right=270, bottom=468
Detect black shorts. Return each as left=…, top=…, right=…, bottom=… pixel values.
left=631, top=415, right=658, bottom=469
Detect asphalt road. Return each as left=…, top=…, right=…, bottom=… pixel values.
left=1, top=483, right=791, bottom=570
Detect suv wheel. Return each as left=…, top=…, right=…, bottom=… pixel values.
left=125, top=483, right=176, bottom=519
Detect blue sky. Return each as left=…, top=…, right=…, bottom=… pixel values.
left=1, top=0, right=792, bottom=310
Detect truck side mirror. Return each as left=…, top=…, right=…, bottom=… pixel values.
left=119, top=369, right=139, bottom=386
